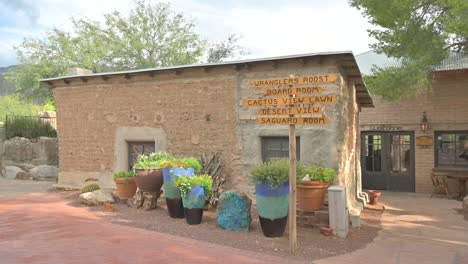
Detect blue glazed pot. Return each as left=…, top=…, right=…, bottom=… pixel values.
left=182, top=185, right=206, bottom=225
left=162, top=167, right=194, bottom=218
left=255, top=180, right=289, bottom=237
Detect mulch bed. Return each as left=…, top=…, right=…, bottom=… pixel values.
left=55, top=190, right=384, bottom=261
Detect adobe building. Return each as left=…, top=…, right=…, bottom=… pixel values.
left=41, top=51, right=373, bottom=213
left=357, top=51, right=468, bottom=194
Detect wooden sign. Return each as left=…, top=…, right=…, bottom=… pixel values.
left=258, top=106, right=324, bottom=116
left=251, top=75, right=337, bottom=88
left=257, top=116, right=330, bottom=125
left=416, top=136, right=434, bottom=146
left=243, top=95, right=336, bottom=107
left=264, top=86, right=324, bottom=96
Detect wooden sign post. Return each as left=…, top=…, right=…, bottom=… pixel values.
left=288, top=74, right=297, bottom=255
left=243, top=73, right=337, bottom=256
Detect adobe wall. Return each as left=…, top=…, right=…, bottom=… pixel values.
left=360, top=70, right=468, bottom=193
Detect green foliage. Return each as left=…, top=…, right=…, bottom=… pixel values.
left=157, top=156, right=203, bottom=172
left=350, top=0, right=468, bottom=101
left=5, top=116, right=57, bottom=139
left=176, top=157, right=203, bottom=173
left=249, top=158, right=306, bottom=188
left=8, top=0, right=246, bottom=101
left=133, top=151, right=173, bottom=170
left=174, top=174, right=213, bottom=197
left=42, top=97, right=56, bottom=111
left=81, top=183, right=100, bottom=193
left=302, top=166, right=337, bottom=182
left=0, top=95, right=41, bottom=122
left=112, top=171, right=134, bottom=179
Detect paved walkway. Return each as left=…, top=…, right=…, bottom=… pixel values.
left=317, top=191, right=468, bottom=264
left=0, top=188, right=304, bottom=263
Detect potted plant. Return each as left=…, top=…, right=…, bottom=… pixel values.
left=175, top=174, right=212, bottom=225
left=161, top=160, right=195, bottom=218
left=133, top=152, right=171, bottom=192
left=113, top=171, right=137, bottom=199
left=250, top=158, right=305, bottom=237
left=368, top=190, right=381, bottom=205
left=297, top=166, right=336, bottom=211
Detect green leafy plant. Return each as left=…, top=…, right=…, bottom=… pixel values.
left=133, top=151, right=173, bottom=170
left=302, top=166, right=336, bottom=182
left=174, top=174, right=213, bottom=197
left=174, top=157, right=203, bottom=173
left=81, top=183, right=100, bottom=193
left=250, top=158, right=306, bottom=189
left=5, top=116, right=57, bottom=139
left=112, top=171, right=134, bottom=179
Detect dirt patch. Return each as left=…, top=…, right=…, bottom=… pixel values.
left=55, top=191, right=383, bottom=261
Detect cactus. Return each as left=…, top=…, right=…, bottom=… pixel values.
left=81, top=183, right=100, bottom=193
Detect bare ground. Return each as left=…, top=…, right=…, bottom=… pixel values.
left=56, top=190, right=383, bottom=262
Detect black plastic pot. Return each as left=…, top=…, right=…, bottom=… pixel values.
left=258, top=215, right=288, bottom=237
left=166, top=198, right=185, bottom=218
left=184, top=208, right=203, bottom=225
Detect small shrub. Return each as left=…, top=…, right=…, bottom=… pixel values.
left=5, top=116, right=56, bottom=139
left=302, top=166, right=336, bottom=182
left=112, top=171, right=134, bottom=179
left=174, top=174, right=213, bottom=197
left=133, top=151, right=173, bottom=170
left=81, top=183, right=100, bottom=193
left=250, top=158, right=306, bottom=189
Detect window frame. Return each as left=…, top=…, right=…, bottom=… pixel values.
left=261, top=136, right=300, bottom=162
left=434, top=130, right=468, bottom=168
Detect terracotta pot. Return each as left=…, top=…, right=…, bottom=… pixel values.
left=134, top=168, right=164, bottom=192
left=114, top=177, right=137, bottom=199
left=297, top=181, right=330, bottom=211
left=368, top=190, right=381, bottom=205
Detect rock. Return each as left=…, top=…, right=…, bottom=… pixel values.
left=463, top=195, right=468, bottom=212
left=127, top=190, right=161, bottom=210
left=15, top=172, right=34, bottom=180
left=216, top=191, right=252, bottom=232
left=29, top=165, right=59, bottom=181
left=320, top=226, right=333, bottom=236
left=79, top=190, right=115, bottom=206
left=1, top=166, right=25, bottom=179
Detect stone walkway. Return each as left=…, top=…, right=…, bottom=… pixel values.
left=316, top=191, right=468, bottom=264
left=0, top=188, right=304, bottom=263
left=1, top=179, right=467, bottom=264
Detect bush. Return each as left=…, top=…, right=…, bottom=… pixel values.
left=0, top=95, right=41, bottom=122
left=113, top=171, right=134, bottom=179
left=81, top=183, right=100, bottom=193
left=5, top=116, right=56, bottom=139
left=250, top=158, right=306, bottom=189
left=302, top=166, right=336, bottom=182
left=133, top=151, right=173, bottom=170
left=174, top=174, right=213, bottom=197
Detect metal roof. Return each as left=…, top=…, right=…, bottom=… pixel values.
left=40, top=51, right=354, bottom=82
left=39, top=50, right=373, bottom=107
left=356, top=50, right=468, bottom=75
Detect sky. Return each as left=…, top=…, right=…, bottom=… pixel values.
left=0, top=0, right=376, bottom=67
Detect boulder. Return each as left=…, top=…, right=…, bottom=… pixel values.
left=463, top=195, right=468, bottom=212
left=216, top=191, right=252, bottom=232
left=15, top=172, right=34, bottom=180
left=79, top=190, right=115, bottom=206
left=29, top=165, right=59, bottom=181
left=1, top=166, right=25, bottom=179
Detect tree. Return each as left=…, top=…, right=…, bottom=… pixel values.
left=7, top=0, right=245, bottom=101
left=350, top=0, right=468, bottom=101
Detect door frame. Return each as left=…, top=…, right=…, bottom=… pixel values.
left=361, top=131, right=416, bottom=192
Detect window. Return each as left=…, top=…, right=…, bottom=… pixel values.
left=128, top=142, right=155, bottom=170
left=435, top=131, right=468, bottom=168
left=364, top=135, right=382, bottom=172
left=261, top=137, right=300, bottom=162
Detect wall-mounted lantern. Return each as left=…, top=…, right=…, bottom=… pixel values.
left=420, top=111, right=429, bottom=132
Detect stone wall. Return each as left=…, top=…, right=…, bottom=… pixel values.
left=360, top=70, right=468, bottom=193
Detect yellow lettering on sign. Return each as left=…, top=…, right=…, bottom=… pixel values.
left=242, top=95, right=336, bottom=107
left=258, top=107, right=324, bottom=116
left=264, top=86, right=324, bottom=96
left=257, top=117, right=331, bottom=125
left=251, top=75, right=337, bottom=88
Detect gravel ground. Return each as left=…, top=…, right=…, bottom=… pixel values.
left=57, top=191, right=383, bottom=262
left=0, top=178, right=54, bottom=198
